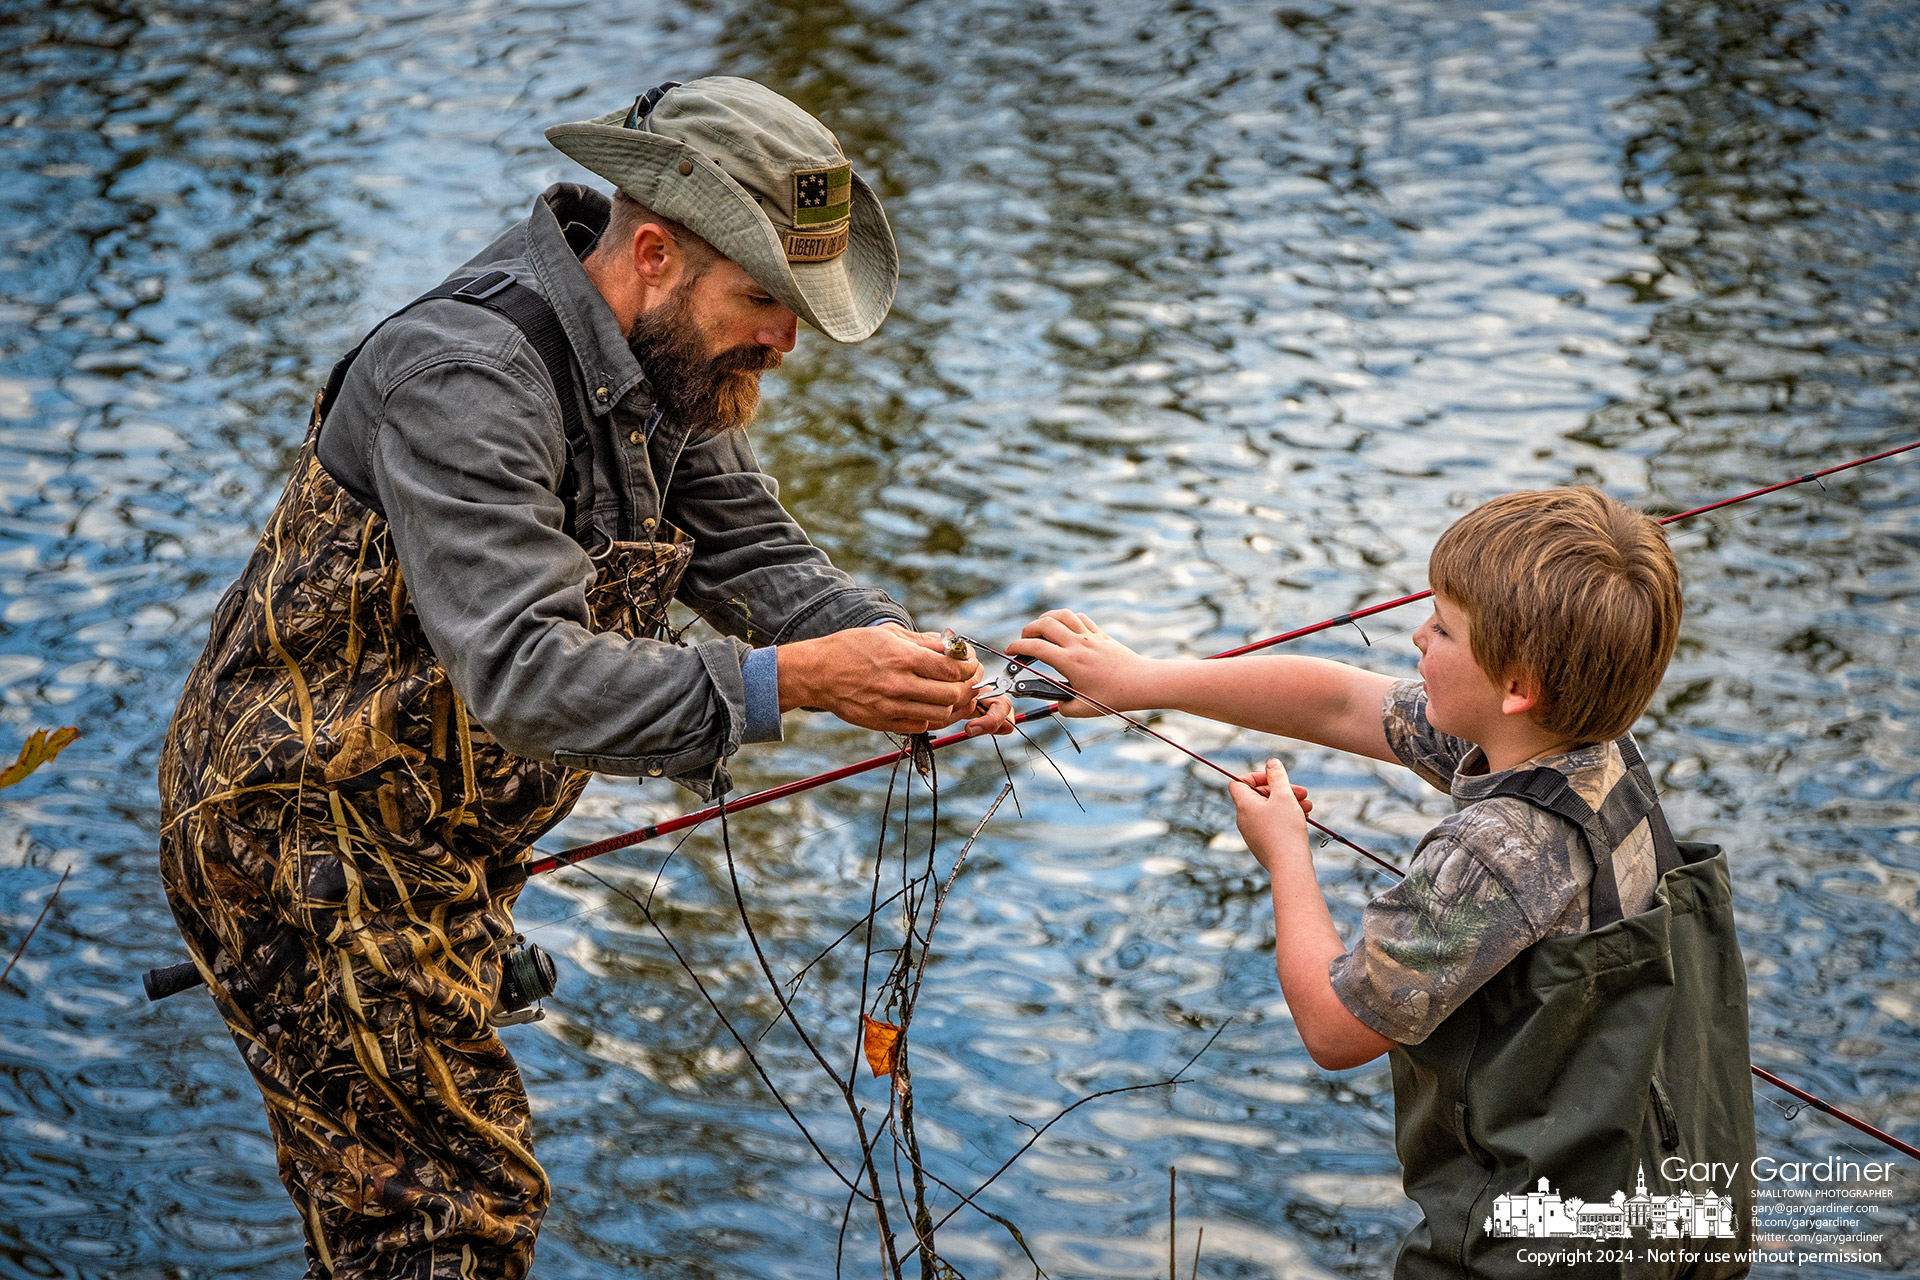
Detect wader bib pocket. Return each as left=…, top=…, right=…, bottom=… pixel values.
left=1391, top=738, right=1757, bottom=1280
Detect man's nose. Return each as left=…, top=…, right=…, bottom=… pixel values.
left=761, top=308, right=798, bottom=353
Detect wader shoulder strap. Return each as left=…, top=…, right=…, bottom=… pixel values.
left=1482, top=737, right=1683, bottom=927
left=315, top=270, right=606, bottom=546
left=1613, top=734, right=1685, bottom=880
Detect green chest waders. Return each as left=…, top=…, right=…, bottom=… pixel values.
left=1390, top=737, right=1757, bottom=1280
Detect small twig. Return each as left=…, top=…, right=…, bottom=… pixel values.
left=0, top=867, right=69, bottom=993
left=1011, top=719, right=1083, bottom=811
left=895, top=1019, right=1235, bottom=1271
left=573, top=864, right=867, bottom=1199
left=1168, top=1166, right=1177, bottom=1280
left=717, top=797, right=850, bottom=1091
left=988, top=734, right=1024, bottom=817
left=645, top=823, right=702, bottom=912
left=836, top=1182, right=860, bottom=1280
left=749, top=876, right=930, bottom=1046
left=903, top=785, right=1014, bottom=1026
left=913, top=1158, right=1051, bottom=1278
left=1190, top=1227, right=1204, bottom=1280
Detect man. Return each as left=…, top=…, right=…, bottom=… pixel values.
left=158, top=77, right=1010, bottom=1278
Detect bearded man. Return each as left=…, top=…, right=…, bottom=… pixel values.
left=157, top=77, right=1009, bottom=1279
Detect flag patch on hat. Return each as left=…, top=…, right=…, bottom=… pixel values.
left=793, top=163, right=852, bottom=227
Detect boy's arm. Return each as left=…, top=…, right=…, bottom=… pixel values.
left=1231, top=759, right=1395, bottom=1070
left=1007, top=610, right=1399, bottom=763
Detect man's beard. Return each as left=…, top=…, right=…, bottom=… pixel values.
left=626, top=278, right=783, bottom=435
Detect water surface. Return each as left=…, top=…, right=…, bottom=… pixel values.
left=2, top=0, right=1916, bottom=1275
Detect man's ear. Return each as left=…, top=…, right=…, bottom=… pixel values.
left=630, top=223, right=681, bottom=290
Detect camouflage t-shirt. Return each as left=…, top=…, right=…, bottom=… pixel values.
left=1327, top=680, right=1659, bottom=1045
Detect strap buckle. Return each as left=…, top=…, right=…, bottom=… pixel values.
left=455, top=270, right=514, bottom=301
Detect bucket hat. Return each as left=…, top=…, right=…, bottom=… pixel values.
left=546, top=77, right=898, bottom=343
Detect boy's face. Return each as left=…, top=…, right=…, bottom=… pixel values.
left=1412, top=594, right=1516, bottom=742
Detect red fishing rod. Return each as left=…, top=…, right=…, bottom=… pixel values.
left=955, top=640, right=1920, bottom=1163
left=527, top=436, right=1919, bottom=875
left=145, top=441, right=1920, bottom=1162
left=1209, top=437, right=1920, bottom=659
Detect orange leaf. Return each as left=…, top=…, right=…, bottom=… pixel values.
left=861, top=1014, right=901, bottom=1078
left=0, top=728, right=79, bottom=792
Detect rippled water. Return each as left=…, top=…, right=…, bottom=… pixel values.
left=3, top=0, right=1917, bottom=1276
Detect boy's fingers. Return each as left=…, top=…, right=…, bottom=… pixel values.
left=1002, top=636, right=1060, bottom=662
left=1019, top=609, right=1082, bottom=638
left=1021, top=615, right=1083, bottom=648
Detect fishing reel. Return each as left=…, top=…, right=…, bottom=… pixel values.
left=489, top=937, right=557, bottom=1027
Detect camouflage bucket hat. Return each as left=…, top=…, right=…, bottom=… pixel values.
left=546, top=77, right=899, bottom=344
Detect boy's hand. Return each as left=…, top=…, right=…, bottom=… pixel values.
left=1004, top=609, right=1152, bottom=719
left=1230, top=758, right=1311, bottom=873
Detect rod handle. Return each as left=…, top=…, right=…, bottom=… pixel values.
left=143, top=960, right=205, bottom=1002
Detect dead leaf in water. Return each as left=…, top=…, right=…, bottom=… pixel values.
left=0, top=728, right=78, bottom=791
left=862, top=1014, right=901, bottom=1078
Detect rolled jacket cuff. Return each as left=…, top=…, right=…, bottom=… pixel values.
left=741, top=645, right=784, bottom=744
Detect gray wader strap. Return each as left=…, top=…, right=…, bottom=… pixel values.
left=315, top=270, right=608, bottom=548
left=1482, top=736, right=1683, bottom=927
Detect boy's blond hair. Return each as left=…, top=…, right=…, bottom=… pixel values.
left=1428, top=487, right=1681, bottom=745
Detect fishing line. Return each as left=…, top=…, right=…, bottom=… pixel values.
left=144, top=441, right=1920, bottom=1161
left=517, top=440, right=1918, bottom=879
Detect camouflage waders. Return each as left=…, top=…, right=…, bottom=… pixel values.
left=159, top=279, right=689, bottom=1278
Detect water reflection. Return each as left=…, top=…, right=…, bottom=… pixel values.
left=1, top=0, right=1915, bottom=1276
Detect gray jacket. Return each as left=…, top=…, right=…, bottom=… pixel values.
left=316, top=184, right=910, bottom=794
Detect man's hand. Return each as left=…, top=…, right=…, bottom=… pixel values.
left=1003, top=609, right=1155, bottom=719
left=966, top=692, right=1015, bottom=738
left=1229, top=757, right=1312, bottom=873
left=777, top=625, right=1001, bottom=735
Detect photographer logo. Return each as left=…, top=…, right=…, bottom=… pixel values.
left=1485, top=1167, right=1738, bottom=1241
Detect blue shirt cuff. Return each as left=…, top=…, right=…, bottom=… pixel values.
left=740, top=646, right=783, bottom=744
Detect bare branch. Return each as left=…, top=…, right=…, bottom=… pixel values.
left=717, top=797, right=849, bottom=1091
left=571, top=864, right=867, bottom=1199
left=0, top=867, right=69, bottom=994
left=903, top=784, right=1014, bottom=1026
left=894, top=1019, right=1235, bottom=1272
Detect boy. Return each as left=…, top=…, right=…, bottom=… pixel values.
left=1010, top=487, right=1755, bottom=1279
